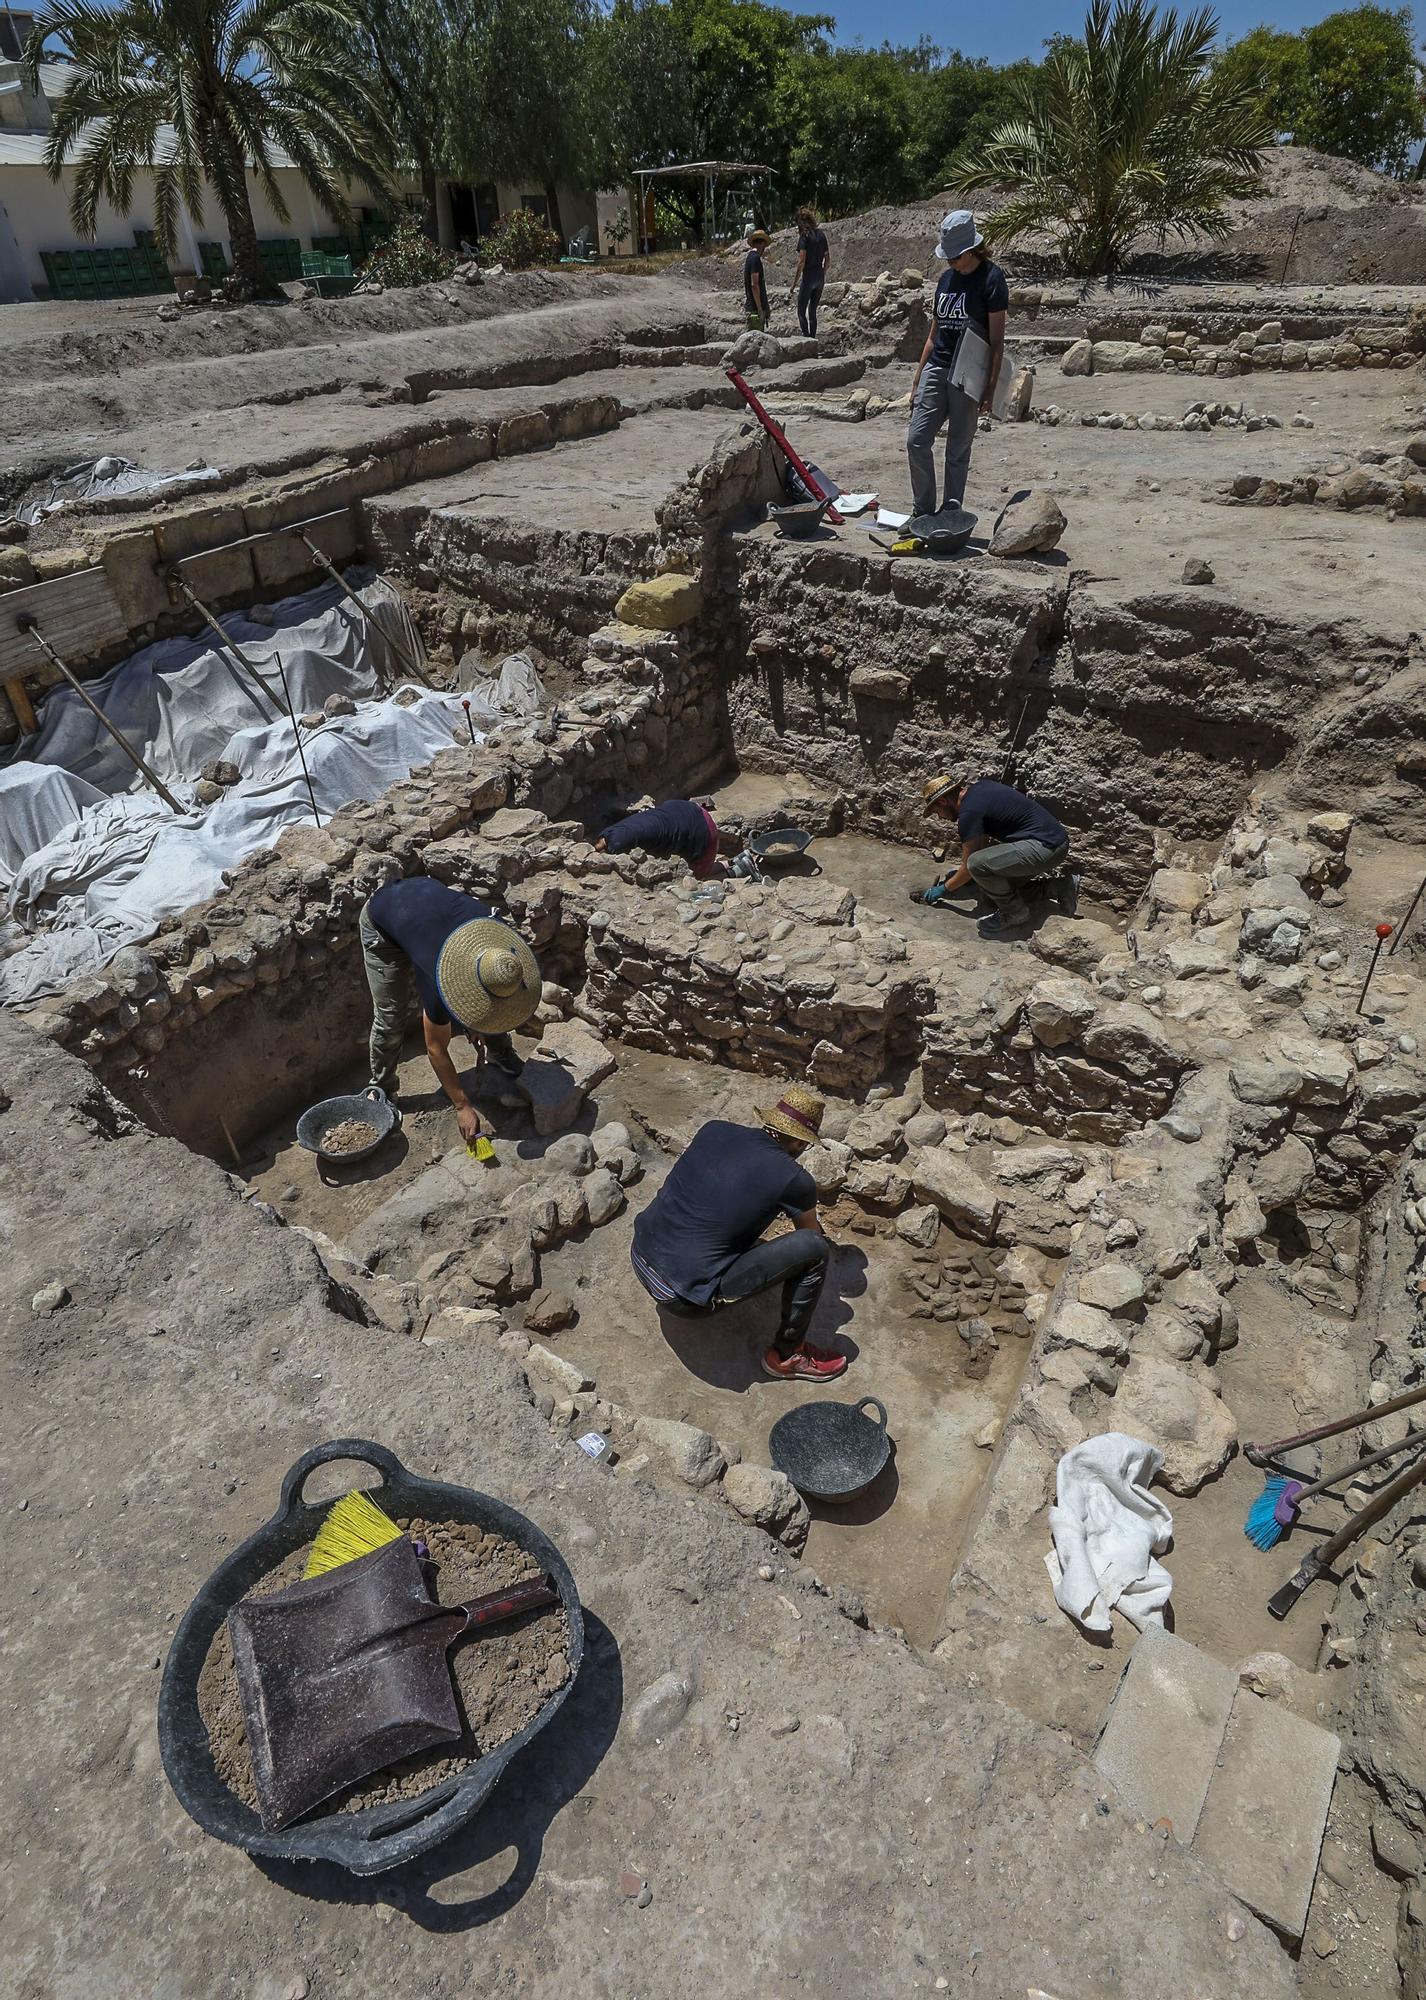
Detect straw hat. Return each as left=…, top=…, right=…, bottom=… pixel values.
left=747, top=228, right=770, bottom=247
left=758, top=1084, right=825, bottom=1146
left=923, top=773, right=959, bottom=811
left=435, top=918, right=541, bottom=1035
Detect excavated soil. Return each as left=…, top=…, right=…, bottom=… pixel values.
left=196, top=1517, right=568, bottom=1817
left=320, top=1117, right=378, bottom=1155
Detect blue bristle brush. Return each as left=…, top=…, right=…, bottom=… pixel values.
left=1243, top=1426, right=1426, bottom=1552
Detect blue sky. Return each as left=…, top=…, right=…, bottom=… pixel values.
left=823, top=1, right=1388, bottom=63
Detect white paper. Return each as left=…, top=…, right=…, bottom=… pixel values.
left=837, top=492, right=877, bottom=516
left=875, top=507, right=910, bottom=530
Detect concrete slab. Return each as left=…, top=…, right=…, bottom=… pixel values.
left=1093, top=1624, right=1237, bottom=1844
left=1193, top=1688, right=1340, bottom=1942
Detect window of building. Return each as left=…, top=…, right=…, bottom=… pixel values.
left=519, top=194, right=550, bottom=227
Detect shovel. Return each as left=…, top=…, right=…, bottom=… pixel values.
left=228, top=1534, right=558, bottom=1829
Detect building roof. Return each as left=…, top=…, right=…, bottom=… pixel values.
left=0, top=61, right=300, bottom=169
left=0, top=128, right=49, bottom=163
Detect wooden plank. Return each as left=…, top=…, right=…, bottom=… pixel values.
left=0, top=567, right=128, bottom=683
left=4, top=676, right=36, bottom=733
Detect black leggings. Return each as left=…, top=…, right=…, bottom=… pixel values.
left=662, top=1230, right=829, bottom=1351
left=797, top=282, right=824, bottom=338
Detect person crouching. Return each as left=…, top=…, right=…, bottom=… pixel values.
left=595, top=797, right=722, bottom=878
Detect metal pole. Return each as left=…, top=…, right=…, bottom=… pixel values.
left=166, top=572, right=286, bottom=720
left=1356, top=923, right=1393, bottom=1014
left=1278, top=209, right=1303, bottom=286
left=1388, top=873, right=1425, bottom=956
left=168, top=572, right=322, bottom=827
left=297, top=532, right=435, bottom=688
left=461, top=697, right=476, bottom=743
left=18, top=618, right=184, bottom=812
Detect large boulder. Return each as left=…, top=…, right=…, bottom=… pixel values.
left=721, top=1462, right=810, bottom=1547
left=1030, top=916, right=1119, bottom=977
left=990, top=491, right=1067, bottom=557
left=1112, top=1355, right=1238, bottom=1495
left=1060, top=337, right=1093, bottom=377
left=1248, top=1134, right=1315, bottom=1211
left=908, top=1149, right=1001, bottom=1241
left=614, top=572, right=704, bottom=631
left=1091, top=340, right=1162, bottom=373
left=518, top=1020, right=617, bottom=1135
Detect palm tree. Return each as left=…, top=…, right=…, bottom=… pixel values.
left=949, top=0, right=1273, bottom=278
left=25, top=0, right=391, bottom=298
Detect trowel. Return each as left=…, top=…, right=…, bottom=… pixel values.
left=229, top=1535, right=557, bottom=1828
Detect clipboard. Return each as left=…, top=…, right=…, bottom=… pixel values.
left=950, top=326, right=1014, bottom=420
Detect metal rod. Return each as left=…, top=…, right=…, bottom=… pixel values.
left=298, top=533, right=435, bottom=688
left=1388, top=872, right=1425, bottom=956
left=725, top=367, right=844, bottom=521
left=461, top=697, right=476, bottom=743
left=167, top=572, right=286, bottom=720
left=1356, top=924, right=1393, bottom=1014
left=18, top=618, right=183, bottom=811
left=169, top=572, right=321, bottom=827
left=1002, top=694, right=1032, bottom=780
left=1278, top=208, right=1304, bottom=286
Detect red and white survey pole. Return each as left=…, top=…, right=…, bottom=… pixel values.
left=1356, top=922, right=1394, bottom=1015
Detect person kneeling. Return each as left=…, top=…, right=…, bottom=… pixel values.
left=629, top=1085, right=847, bottom=1383
left=915, top=773, right=1076, bottom=939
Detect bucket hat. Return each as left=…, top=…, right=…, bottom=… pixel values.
left=936, top=210, right=984, bottom=261
left=757, top=1084, right=826, bottom=1145
left=435, top=918, right=541, bottom=1035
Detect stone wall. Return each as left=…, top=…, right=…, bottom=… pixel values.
left=1063, top=313, right=1426, bottom=381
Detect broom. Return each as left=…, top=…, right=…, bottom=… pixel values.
left=304, top=1489, right=406, bottom=1578
left=1243, top=1426, right=1426, bottom=1551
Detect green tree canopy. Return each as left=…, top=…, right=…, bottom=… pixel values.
left=950, top=0, right=1274, bottom=275
left=772, top=44, right=919, bottom=212
left=27, top=0, right=389, bottom=295
left=1215, top=6, right=1425, bottom=177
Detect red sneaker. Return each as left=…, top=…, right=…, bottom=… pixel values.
left=762, top=1343, right=848, bottom=1382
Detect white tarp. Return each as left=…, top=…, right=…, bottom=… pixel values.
left=6, top=455, right=221, bottom=527
left=0, top=575, right=545, bottom=1007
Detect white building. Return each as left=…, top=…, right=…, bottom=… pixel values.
left=0, top=28, right=609, bottom=301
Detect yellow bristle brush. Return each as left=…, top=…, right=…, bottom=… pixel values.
left=304, top=1489, right=406, bottom=1578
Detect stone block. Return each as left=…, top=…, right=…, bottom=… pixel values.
left=1030, top=916, right=1119, bottom=976
left=526, top=1341, right=592, bottom=1396
left=496, top=410, right=553, bottom=455
left=1095, top=1624, right=1238, bottom=1845
left=1112, top=1356, right=1237, bottom=1494
left=1193, top=1690, right=1340, bottom=1941
left=1024, top=975, right=1096, bottom=1048
left=634, top=1415, right=726, bottom=1488
left=989, top=491, right=1066, bottom=557
left=848, top=665, right=911, bottom=701
left=1077, top=1263, right=1145, bottom=1314
left=518, top=1021, right=617, bottom=1135
left=615, top=573, right=704, bottom=630
left=909, top=1150, right=1001, bottom=1241
left=1060, top=337, right=1093, bottom=376
left=1147, top=868, right=1207, bottom=919
left=1091, top=341, right=1162, bottom=373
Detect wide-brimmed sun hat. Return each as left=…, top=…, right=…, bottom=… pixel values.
left=936, top=209, right=984, bottom=261
left=758, top=1084, right=826, bottom=1145
left=923, top=773, right=959, bottom=811
left=436, top=917, right=541, bottom=1035
left=747, top=228, right=770, bottom=247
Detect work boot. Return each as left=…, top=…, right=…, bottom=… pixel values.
left=482, top=1034, right=522, bottom=1078
left=977, top=910, right=1031, bottom=942
left=762, top=1342, right=849, bottom=1383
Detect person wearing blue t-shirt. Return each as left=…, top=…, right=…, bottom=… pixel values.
left=360, top=878, right=541, bottom=1141
left=630, top=1086, right=849, bottom=1383
left=595, top=798, right=722, bottom=878
left=906, top=211, right=1009, bottom=522
left=915, top=773, right=1077, bottom=940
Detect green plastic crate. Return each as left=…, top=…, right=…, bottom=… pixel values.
left=257, top=237, right=302, bottom=282
left=311, top=234, right=356, bottom=260
left=198, top=240, right=229, bottom=279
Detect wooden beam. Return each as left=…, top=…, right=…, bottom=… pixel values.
left=3, top=675, right=36, bottom=733
left=0, top=567, right=127, bottom=684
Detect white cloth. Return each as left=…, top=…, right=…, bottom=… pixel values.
left=1044, top=1432, right=1173, bottom=1634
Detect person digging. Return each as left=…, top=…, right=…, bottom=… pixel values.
left=359, top=877, right=541, bottom=1144
left=629, top=1085, right=848, bottom=1383
left=594, top=797, right=722, bottom=878
left=912, top=773, right=1078, bottom=940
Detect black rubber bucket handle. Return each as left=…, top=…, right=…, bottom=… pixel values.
left=854, top=1397, right=888, bottom=1431
left=274, top=1436, right=408, bottom=1523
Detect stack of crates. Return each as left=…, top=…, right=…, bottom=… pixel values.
left=310, top=233, right=357, bottom=262
left=39, top=232, right=175, bottom=300
left=197, top=241, right=229, bottom=280
left=256, top=237, right=303, bottom=283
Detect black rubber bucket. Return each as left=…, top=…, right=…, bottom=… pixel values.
left=769, top=1396, right=891, bottom=1503
left=158, top=1439, right=584, bottom=1875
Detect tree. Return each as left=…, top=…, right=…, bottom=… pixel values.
left=773, top=45, right=918, bottom=211
left=26, top=0, right=389, bottom=296
left=950, top=0, right=1274, bottom=276
left=1216, top=7, right=1425, bottom=177
left=351, top=0, right=459, bottom=245
left=905, top=48, right=1041, bottom=192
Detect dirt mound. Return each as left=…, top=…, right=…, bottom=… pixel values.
left=673, top=146, right=1426, bottom=292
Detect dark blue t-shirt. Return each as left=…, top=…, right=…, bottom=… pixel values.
left=958, top=779, right=1067, bottom=851
left=631, top=1120, right=817, bottom=1307
left=367, top=878, right=496, bottom=1028
left=797, top=227, right=828, bottom=290
left=929, top=258, right=1009, bottom=367
left=603, top=800, right=713, bottom=867
left=743, top=249, right=767, bottom=313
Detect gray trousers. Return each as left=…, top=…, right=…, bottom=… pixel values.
left=968, top=838, right=1071, bottom=922
left=907, top=364, right=980, bottom=516
left=359, top=899, right=414, bottom=1094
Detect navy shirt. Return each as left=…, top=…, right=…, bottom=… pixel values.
left=958, top=779, right=1067, bottom=851
left=929, top=258, right=1009, bottom=367
left=797, top=227, right=828, bottom=289
left=603, top=799, right=714, bottom=868
left=631, top=1121, right=817, bottom=1307
left=367, top=878, right=496, bottom=1029
left=743, top=248, right=767, bottom=314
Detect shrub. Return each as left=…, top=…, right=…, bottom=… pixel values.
left=359, top=215, right=456, bottom=289
left=477, top=209, right=563, bottom=270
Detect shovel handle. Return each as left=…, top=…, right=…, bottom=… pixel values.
left=456, top=1575, right=559, bottom=1631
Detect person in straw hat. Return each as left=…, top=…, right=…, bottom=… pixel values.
left=912, top=772, right=1076, bottom=939
left=359, top=877, right=541, bottom=1142
left=743, top=228, right=772, bottom=330
left=630, top=1085, right=849, bottom=1382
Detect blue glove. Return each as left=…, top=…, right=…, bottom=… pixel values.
left=920, top=882, right=947, bottom=907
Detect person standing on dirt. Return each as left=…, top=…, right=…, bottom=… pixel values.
left=743, top=228, right=772, bottom=329
left=359, top=878, right=541, bottom=1141
left=913, top=773, right=1076, bottom=940
left=595, top=797, right=722, bottom=878
left=906, top=211, right=1008, bottom=521
left=789, top=208, right=829, bottom=338
left=630, top=1085, right=849, bottom=1383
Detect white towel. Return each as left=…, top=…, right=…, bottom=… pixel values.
left=1044, top=1432, right=1174, bottom=1634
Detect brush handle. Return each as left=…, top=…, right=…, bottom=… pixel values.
left=1295, top=1427, right=1426, bottom=1505
left=1245, top=1380, right=1426, bottom=1465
